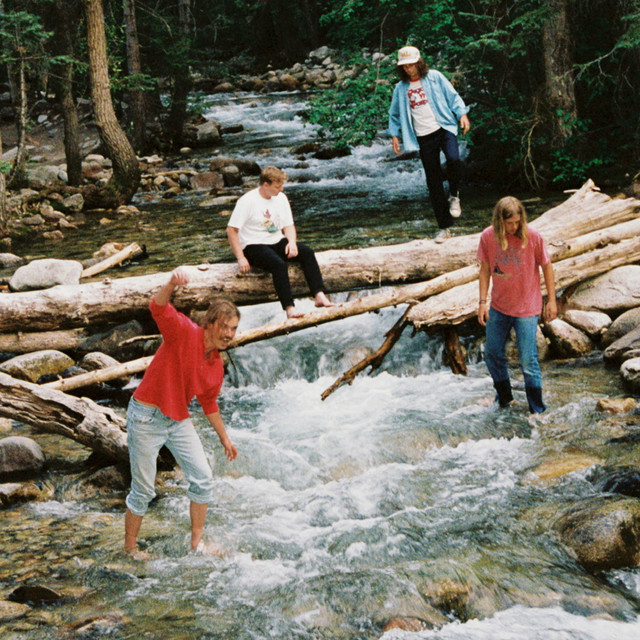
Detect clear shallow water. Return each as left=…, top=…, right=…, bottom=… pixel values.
left=3, top=93, right=640, bottom=639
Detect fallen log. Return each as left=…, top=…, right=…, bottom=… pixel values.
left=0, top=372, right=128, bottom=462
left=0, top=328, right=89, bottom=354
left=0, top=181, right=637, bottom=333
left=81, top=242, right=144, bottom=279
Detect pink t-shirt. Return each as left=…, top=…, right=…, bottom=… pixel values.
left=477, top=226, right=550, bottom=317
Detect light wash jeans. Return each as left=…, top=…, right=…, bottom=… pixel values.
left=125, top=397, right=214, bottom=516
left=484, top=307, right=546, bottom=414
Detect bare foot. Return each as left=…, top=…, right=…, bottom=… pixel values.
left=314, top=292, right=336, bottom=308
left=191, top=540, right=227, bottom=557
left=286, top=306, right=305, bottom=319
left=124, top=547, right=150, bottom=561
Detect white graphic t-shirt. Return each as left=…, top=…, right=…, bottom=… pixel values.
left=228, top=188, right=294, bottom=248
left=408, top=80, right=440, bottom=136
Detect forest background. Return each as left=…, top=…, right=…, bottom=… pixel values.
left=0, top=0, right=639, bottom=203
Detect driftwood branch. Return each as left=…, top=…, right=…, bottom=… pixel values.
left=81, top=242, right=143, bottom=279
left=321, top=308, right=412, bottom=401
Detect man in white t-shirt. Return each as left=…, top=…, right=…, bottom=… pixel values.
left=227, top=166, right=335, bottom=318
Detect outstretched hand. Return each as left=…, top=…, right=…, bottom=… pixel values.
left=169, top=267, right=190, bottom=287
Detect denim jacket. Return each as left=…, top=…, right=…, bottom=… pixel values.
left=388, top=69, right=469, bottom=152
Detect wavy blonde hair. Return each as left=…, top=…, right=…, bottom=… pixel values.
left=492, top=196, right=528, bottom=250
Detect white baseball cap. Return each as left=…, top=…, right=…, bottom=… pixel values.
left=397, top=46, right=420, bottom=66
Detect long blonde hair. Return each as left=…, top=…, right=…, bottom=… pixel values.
left=492, top=196, right=528, bottom=250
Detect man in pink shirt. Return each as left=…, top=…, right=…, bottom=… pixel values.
left=124, top=267, right=239, bottom=559
left=477, top=197, right=557, bottom=415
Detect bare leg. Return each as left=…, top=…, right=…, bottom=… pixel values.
left=190, top=501, right=208, bottom=551
left=314, top=291, right=335, bottom=308
left=124, top=508, right=150, bottom=559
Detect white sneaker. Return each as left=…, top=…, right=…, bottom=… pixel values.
left=433, top=228, right=451, bottom=243
left=449, top=195, right=462, bottom=218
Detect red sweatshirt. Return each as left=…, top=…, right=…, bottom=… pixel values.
left=134, top=300, right=223, bottom=421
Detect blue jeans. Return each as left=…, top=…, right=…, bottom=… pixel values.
left=417, top=128, right=462, bottom=229
left=125, top=397, right=214, bottom=516
left=484, top=307, right=546, bottom=414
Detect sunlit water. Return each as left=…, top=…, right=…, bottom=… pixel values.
left=3, top=93, right=640, bottom=639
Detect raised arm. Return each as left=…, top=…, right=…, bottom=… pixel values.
left=153, top=267, right=189, bottom=306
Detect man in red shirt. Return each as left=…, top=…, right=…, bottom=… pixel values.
left=124, top=267, right=239, bottom=559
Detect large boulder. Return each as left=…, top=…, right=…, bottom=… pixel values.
left=0, top=350, right=74, bottom=382
left=602, top=306, right=640, bottom=348
left=542, top=318, right=595, bottom=358
left=9, top=258, right=83, bottom=291
left=567, top=266, right=640, bottom=314
left=603, top=327, right=640, bottom=365
left=621, top=357, right=640, bottom=393
left=194, top=119, right=222, bottom=147
left=562, top=309, right=611, bottom=340
left=0, top=436, right=45, bottom=478
left=553, top=496, right=640, bottom=571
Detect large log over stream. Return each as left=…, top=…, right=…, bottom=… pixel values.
left=0, top=372, right=128, bottom=461
left=0, top=181, right=638, bottom=333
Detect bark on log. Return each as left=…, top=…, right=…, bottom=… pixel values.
left=0, top=328, right=89, bottom=354
left=81, top=242, right=143, bottom=279
left=0, top=372, right=128, bottom=462
left=0, top=181, right=637, bottom=333
left=408, top=235, right=640, bottom=328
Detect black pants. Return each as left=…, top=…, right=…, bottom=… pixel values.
left=243, top=238, right=326, bottom=309
left=417, top=128, right=462, bottom=230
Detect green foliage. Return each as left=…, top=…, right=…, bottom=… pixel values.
left=305, top=55, right=396, bottom=149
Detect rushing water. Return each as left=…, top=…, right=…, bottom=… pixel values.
left=3, top=92, right=640, bottom=639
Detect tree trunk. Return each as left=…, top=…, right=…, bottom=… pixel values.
left=542, top=0, right=578, bottom=145
left=7, top=52, right=27, bottom=189
left=165, top=0, right=192, bottom=149
left=53, top=0, right=83, bottom=186
left=123, top=0, right=147, bottom=154
left=81, top=0, right=141, bottom=207
left=0, top=372, right=128, bottom=462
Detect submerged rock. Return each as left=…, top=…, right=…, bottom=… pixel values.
left=553, top=496, right=640, bottom=571
left=0, top=436, right=45, bottom=478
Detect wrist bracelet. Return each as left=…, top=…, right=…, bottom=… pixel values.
left=479, top=299, right=488, bottom=303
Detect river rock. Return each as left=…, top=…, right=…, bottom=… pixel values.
left=9, top=585, right=62, bottom=605
left=602, top=306, right=640, bottom=348
left=39, top=203, right=66, bottom=222
left=563, top=309, right=611, bottom=339
left=26, top=164, right=64, bottom=188
left=553, top=496, right=640, bottom=571
left=220, top=164, right=242, bottom=187
left=0, top=350, right=75, bottom=382
left=194, top=119, right=222, bottom=147
left=0, top=481, right=45, bottom=506
left=0, top=599, right=31, bottom=622
left=0, top=253, right=25, bottom=268
left=621, top=357, right=640, bottom=392
left=62, top=193, right=85, bottom=213
left=603, top=327, right=640, bottom=364
left=77, top=320, right=145, bottom=360
left=542, top=318, right=594, bottom=358
left=9, top=258, right=83, bottom=291
left=596, top=397, right=637, bottom=413
left=567, top=266, right=640, bottom=314
left=191, top=171, right=224, bottom=191
left=0, top=436, right=45, bottom=477
left=79, top=352, right=130, bottom=388
left=590, top=466, right=640, bottom=498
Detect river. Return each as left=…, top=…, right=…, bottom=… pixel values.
left=3, top=91, right=640, bottom=639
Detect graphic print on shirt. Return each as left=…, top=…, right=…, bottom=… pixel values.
left=493, top=245, right=524, bottom=280
left=408, top=85, right=429, bottom=110
left=262, top=207, right=280, bottom=233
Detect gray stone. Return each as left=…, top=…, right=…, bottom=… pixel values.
left=0, top=599, right=31, bottom=621
left=0, top=436, right=45, bottom=477
left=221, top=165, right=243, bottom=187
left=542, top=318, right=595, bottom=358
left=567, top=265, right=640, bottom=314
left=62, top=193, right=85, bottom=213
left=0, top=350, right=75, bottom=383
left=77, top=320, right=144, bottom=360
left=563, top=309, right=611, bottom=339
left=602, top=306, right=640, bottom=348
left=9, top=258, right=83, bottom=291
left=190, top=171, right=224, bottom=191
left=194, top=119, right=222, bottom=147
left=25, top=164, right=63, bottom=188
left=79, top=352, right=130, bottom=388
left=0, top=253, right=25, bottom=269
left=603, top=326, right=640, bottom=364
left=553, top=496, right=640, bottom=571
left=621, top=357, right=640, bottom=392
